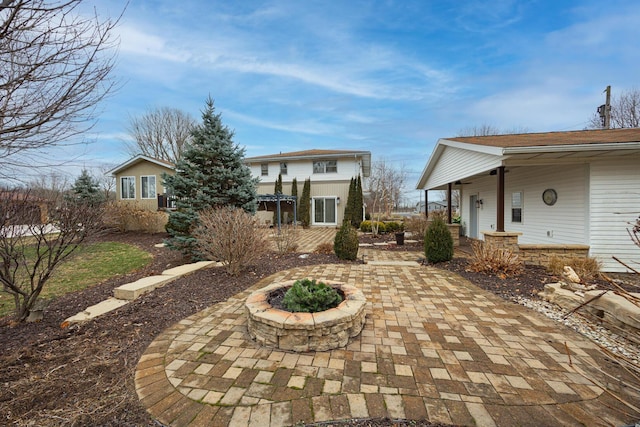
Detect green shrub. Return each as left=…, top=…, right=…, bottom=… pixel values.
left=283, top=279, right=343, bottom=313
left=360, top=220, right=386, bottom=233
left=424, top=216, right=453, bottom=263
left=334, top=221, right=359, bottom=260
left=384, top=221, right=403, bottom=232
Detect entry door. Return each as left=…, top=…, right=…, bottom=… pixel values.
left=313, top=197, right=337, bottom=225
left=469, top=195, right=478, bottom=239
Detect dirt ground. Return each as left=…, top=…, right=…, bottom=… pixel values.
left=0, top=231, right=634, bottom=426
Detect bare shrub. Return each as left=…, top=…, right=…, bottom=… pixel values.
left=272, top=225, right=299, bottom=253
left=0, top=189, right=104, bottom=321
left=547, top=256, right=602, bottom=282
left=102, top=202, right=167, bottom=233
left=468, top=241, right=523, bottom=277
left=314, top=242, right=334, bottom=254
left=405, top=216, right=428, bottom=241
left=194, top=207, right=268, bottom=275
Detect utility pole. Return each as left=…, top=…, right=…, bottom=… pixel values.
left=598, top=85, right=611, bottom=129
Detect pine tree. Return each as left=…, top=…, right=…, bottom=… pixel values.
left=291, top=178, right=298, bottom=222
left=344, top=177, right=355, bottom=226
left=273, top=173, right=283, bottom=226
left=71, top=169, right=103, bottom=205
left=299, top=178, right=311, bottom=227
left=163, top=97, right=258, bottom=257
left=354, top=175, right=364, bottom=228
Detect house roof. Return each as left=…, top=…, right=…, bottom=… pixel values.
left=245, top=149, right=372, bottom=177
left=417, top=128, right=640, bottom=190
left=107, top=155, right=175, bottom=176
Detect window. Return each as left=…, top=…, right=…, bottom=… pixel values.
left=280, top=162, right=287, bottom=175
left=141, top=176, right=156, bottom=199
left=511, top=191, right=523, bottom=223
left=261, top=163, right=268, bottom=176
left=313, top=197, right=337, bottom=224
left=313, top=160, right=337, bottom=174
left=120, top=176, right=135, bottom=199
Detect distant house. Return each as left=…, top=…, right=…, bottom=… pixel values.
left=245, top=149, right=371, bottom=226
left=107, top=155, right=175, bottom=212
left=416, top=200, right=458, bottom=214
left=416, top=128, right=640, bottom=272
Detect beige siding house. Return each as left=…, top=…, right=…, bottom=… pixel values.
left=416, top=128, right=640, bottom=272
left=245, top=149, right=371, bottom=227
left=108, top=155, right=175, bottom=211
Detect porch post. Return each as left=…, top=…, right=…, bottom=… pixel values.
left=447, top=183, right=453, bottom=224
left=496, top=166, right=505, bottom=232
left=424, top=189, right=428, bottom=219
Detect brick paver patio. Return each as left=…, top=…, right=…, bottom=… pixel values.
left=136, top=244, right=638, bottom=426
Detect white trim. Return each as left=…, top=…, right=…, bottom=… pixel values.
left=311, top=196, right=338, bottom=226
left=108, top=155, right=174, bottom=176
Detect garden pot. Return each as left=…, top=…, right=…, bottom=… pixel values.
left=395, top=232, right=405, bottom=245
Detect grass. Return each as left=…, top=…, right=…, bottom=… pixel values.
left=0, top=241, right=153, bottom=318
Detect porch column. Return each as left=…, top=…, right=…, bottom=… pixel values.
left=496, top=166, right=505, bottom=232
left=424, top=189, right=428, bottom=219
left=447, top=183, right=453, bottom=224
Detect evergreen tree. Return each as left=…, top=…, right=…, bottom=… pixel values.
left=163, top=97, right=258, bottom=257
left=354, top=175, right=364, bottom=228
left=291, top=178, right=298, bottom=222
left=344, top=177, right=355, bottom=226
left=71, top=169, right=103, bottom=204
left=273, top=173, right=283, bottom=226
left=299, top=178, right=311, bottom=227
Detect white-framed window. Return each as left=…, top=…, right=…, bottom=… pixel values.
left=313, top=197, right=337, bottom=225
left=280, top=162, right=288, bottom=175
left=511, top=191, right=523, bottom=223
left=261, top=163, right=268, bottom=176
left=120, top=176, right=135, bottom=199
left=141, top=175, right=157, bottom=199
left=313, top=160, right=337, bottom=174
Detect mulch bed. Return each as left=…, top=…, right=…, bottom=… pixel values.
left=0, top=231, right=631, bottom=426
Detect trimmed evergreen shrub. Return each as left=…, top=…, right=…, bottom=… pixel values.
left=283, top=279, right=343, bottom=313
left=334, top=221, right=359, bottom=260
left=299, top=178, right=311, bottom=227
left=359, top=220, right=386, bottom=233
left=424, top=216, right=453, bottom=263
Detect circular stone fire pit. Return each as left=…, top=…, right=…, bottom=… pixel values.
left=245, top=280, right=366, bottom=352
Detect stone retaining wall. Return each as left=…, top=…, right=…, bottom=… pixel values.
left=245, top=281, right=366, bottom=352
left=519, top=244, right=590, bottom=267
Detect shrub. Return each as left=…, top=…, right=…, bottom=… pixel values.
left=360, top=220, right=386, bottom=233
left=424, top=216, right=453, bottom=263
left=468, top=241, right=523, bottom=277
left=103, top=201, right=168, bottom=233
left=384, top=221, right=403, bottom=233
left=194, top=207, right=269, bottom=275
left=334, top=221, right=359, bottom=260
left=314, top=242, right=334, bottom=254
left=405, top=216, right=428, bottom=241
left=547, top=256, right=602, bottom=282
left=272, top=225, right=299, bottom=253
left=283, top=278, right=342, bottom=313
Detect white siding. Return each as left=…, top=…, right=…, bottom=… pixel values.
left=426, top=146, right=502, bottom=189
left=590, top=157, right=640, bottom=272
left=252, top=158, right=362, bottom=184
left=461, top=165, right=589, bottom=245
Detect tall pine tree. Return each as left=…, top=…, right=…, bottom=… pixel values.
left=354, top=175, right=364, bottom=228
left=272, top=173, right=283, bottom=226
left=164, top=97, right=258, bottom=257
left=291, top=178, right=298, bottom=223
left=299, top=178, right=311, bottom=227
left=344, top=177, right=355, bottom=225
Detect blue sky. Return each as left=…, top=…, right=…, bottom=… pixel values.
left=63, top=0, right=640, bottom=202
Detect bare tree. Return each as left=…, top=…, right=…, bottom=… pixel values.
left=367, top=160, right=407, bottom=234
left=588, top=88, right=640, bottom=129
left=0, top=188, right=104, bottom=322
left=127, top=107, right=196, bottom=162
left=457, top=124, right=530, bottom=137
left=29, top=171, right=71, bottom=199
left=0, top=0, right=120, bottom=180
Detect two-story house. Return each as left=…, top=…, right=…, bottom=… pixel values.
left=245, top=149, right=371, bottom=227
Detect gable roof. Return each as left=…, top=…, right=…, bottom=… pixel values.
left=107, top=155, right=175, bottom=176
left=417, top=128, right=640, bottom=189
left=245, top=149, right=372, bottom=177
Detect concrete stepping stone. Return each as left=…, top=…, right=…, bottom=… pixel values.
left=64, top=297, right=129, bottom=324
